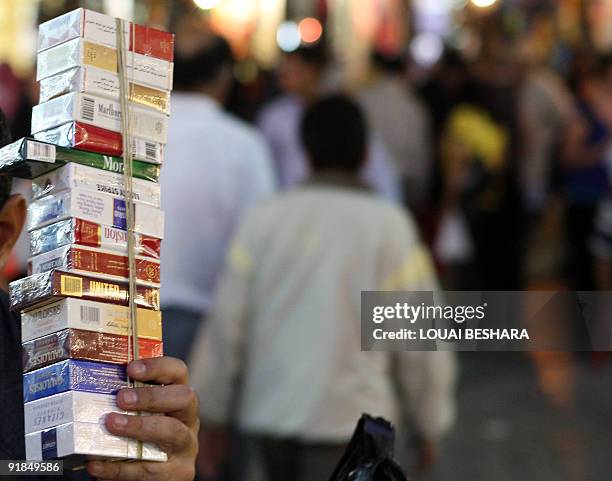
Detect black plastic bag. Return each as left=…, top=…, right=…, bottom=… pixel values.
left=327, top=414, right=409, bottom=481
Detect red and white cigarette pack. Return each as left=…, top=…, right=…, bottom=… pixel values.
left=38, top=8, right=174, bottom=62
left=33, top=121, right=163, bottom=164
left=30, top=218, right=162, bottom=259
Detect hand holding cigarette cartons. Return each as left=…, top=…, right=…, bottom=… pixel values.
left=4, top=7, right=200, bottom=473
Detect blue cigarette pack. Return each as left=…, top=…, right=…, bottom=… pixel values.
left=23, top=359, right=127, bottom=403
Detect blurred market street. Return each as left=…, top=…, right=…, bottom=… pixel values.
left=418, top=353, right=612, bottom=481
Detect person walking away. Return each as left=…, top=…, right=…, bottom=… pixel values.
left=191, top=95, right=457, bottom=481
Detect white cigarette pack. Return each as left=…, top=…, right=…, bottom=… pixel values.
left=37, top=37, right=174, bottom=91
left=32, top=93, right=168, bottom=144
left=25, top=421, right=167, bottom=462
left=32, top=162, right=161, bottom=207
left=39, top=66, right=171, bottom=115
left=27, top=187, right=164, bottom=238
left=24, top=391, right=122, bottom=434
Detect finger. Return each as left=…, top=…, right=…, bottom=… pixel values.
left=116, top=385, right=198, bottom=426
left=127, top=357, right=189, bottom=385
left=105, top=412, right=193, bottom=453
left=87, top=460, right=195, bottom=481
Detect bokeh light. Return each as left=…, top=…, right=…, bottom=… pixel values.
left=470, top=0, right=497, bottom=7
left=410, top=31, right=443, bottom=66
left=194, top=0, right=221, bottom=10
left=298, top=17, right=323, bottom=44
left=276, top=21, right=301, bottom=52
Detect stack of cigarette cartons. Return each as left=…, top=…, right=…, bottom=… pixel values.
left=0, top=7, right=174, bottom=466
left=33, top=8, right=172, bottom=162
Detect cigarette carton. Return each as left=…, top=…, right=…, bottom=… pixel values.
left=40, top=66, right=171, bottom=115
left=33, top=122, right=163, bottom=164
left=27, top=188, right=164, bottom=238
left=22, top=328, right=164, bottom=372
left=38, top=8, right=174, bottom=62
left=32, top=162, right=161, bottom=207
left=28, top=245, right=161, bottom=287
left=9, top=270, right=160, bottom=312
left=24, top=391, right=122, bottom=434
left=32, top=93, right=168, bottom=144
left=0, top=138, right=161, bottom=180
left=25, top=421, right=166, bottom=462
left=24, top=391, right=156, bottom=436
left=37, top=37, right=173, bottom=91
left=23, top=359, right=127, bottom=403
left=21, top=298, right=163, bottom=343
left=30, top=218, right=161, bottom=259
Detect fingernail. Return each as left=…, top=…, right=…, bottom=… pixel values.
left=121, top=389, right=138, bottom=406
left=89, top=462, right=103, bottom=476
left=112, top=414, right=129, bottom=427
left=130, top=361, right=146, bottom=375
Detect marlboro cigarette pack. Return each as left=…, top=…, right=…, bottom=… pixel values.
left=38, top=8, right=174, bottom=62
left=40, top=67, right=171, bottom=115
left=33, top=122, right=163, bottom=164
left=22, top=328, right=164, bottom=372
left=21, top=298, right=163, bottom=343
left=32, top=93, right=168, bottom=144
left=9, top=271, right=160, bottom=312
left=0, top=138, right=161, bottom=181
left=27, top=188, right=164, bottom=238
left=32, top=162, right=161, bottom=207
left=25, top=421, right=167, bottom=462
left=30, top=218, right=162, bottom=259
left=23, top=359, right=127, bottom=403
left=37, top=37, right=173, bottom=91
left=28, top=245, right=161, bottom=287
left=24, top=391, right=121, bottom=434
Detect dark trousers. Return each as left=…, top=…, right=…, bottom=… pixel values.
left=161, top=306, right=205, bottom=362
left=256, top=437, right=346, bottom=481
left=565, top=204, right=597, bottom=290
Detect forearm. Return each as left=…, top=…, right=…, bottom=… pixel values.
left=396, top=350, right=458, bottom=441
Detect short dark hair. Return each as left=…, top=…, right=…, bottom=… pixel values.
left=371, top=49, right=406, bottom=74
left=300, top=95, right=367, bottom=173
left=0, top=109, right=12, bottom=207
left=287, top=42, right=328, bottom=70
left=173, top=35, right=234, bottom=91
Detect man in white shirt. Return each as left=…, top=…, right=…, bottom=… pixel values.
left=191, top=95, right=457, bottom=481
left=257, top=43, right=402, bottom=203
left=161, top=35, right=275, bottom=360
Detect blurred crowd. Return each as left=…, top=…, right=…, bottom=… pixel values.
left=3, top=18, right=612, bottom=295
left=1, top=9, right=612, bottom=481
left=163, top=22, right=612, bottom=479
